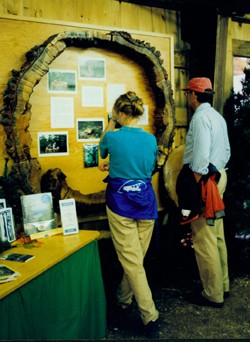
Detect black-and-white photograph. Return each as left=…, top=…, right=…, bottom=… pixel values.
left=77, top=118, right=104, bottom=142
left=0, top=207, right=16, bottom=243
left=38, top=132, right=69, bottom=156
left=78, top=57, right=106, bottom=80
left=48, top=69, right=77, bottom=93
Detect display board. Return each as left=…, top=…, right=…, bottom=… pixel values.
left=0, top=17, right=174, bottom=210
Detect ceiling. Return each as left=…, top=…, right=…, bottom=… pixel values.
left=118, top=0, right=250, bottom=17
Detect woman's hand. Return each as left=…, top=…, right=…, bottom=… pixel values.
left=98, top=161, right=110, bottom=171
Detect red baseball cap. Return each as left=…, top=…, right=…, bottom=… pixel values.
left=182, top=77, right=213, bottom=93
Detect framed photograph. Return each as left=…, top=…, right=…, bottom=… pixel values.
left=20, top=193, right=56, bottom=236
left=48, top=69, right=77, bottom=93
left=78, top=57, right=106, bottom=81
left=77, top=118, right=104, bottom=142
left=0, top=207, right=16, bottom=243
left=38, top=132, right=69, bottom=156
left=0, top=199, right=6, bottom=209
left=84, top=144, right=99, bottom=168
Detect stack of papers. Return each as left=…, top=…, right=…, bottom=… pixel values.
left=0, top=264, right=20, bottom=283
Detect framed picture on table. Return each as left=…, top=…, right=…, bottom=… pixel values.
left=0, top=207, right=16, bottom=243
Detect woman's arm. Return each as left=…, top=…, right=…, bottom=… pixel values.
left=99, top=118, right=117, bottom=143
left=98, top=161, right=110, bottom=171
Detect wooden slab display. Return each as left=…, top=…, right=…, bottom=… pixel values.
left=0, top=17, right=175, bottom=222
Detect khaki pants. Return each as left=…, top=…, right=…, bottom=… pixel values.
left=191, top=169, right=229, bottom=303
left=106, top=206, right=159, bottom=325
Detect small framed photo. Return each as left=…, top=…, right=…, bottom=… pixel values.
left=77, top=118, right=104, bottom=142
left=0, top=199, right=6, bottom=209
left=83, top=144, right=99, bottom=168
left=38, top=132, right=69, bottom=156
left=48, top=69, right=77, bottom=93
left=78, top=57, right=106, bottom=81
left=0, top=207, right=16, bottom=243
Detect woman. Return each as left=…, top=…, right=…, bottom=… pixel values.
left=99, top=91, right=159, bottom=338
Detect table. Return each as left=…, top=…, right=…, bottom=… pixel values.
left=0, top=230, right=107, bottom=340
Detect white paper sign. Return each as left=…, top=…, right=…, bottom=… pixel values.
left=51, top=97, right=74, bottom=128
left=59, top=198, right=79, bottom=235
left=82, top=86, right=104, bottom=107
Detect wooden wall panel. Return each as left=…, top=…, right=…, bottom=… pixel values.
left=0, top=0, right=22, bottom=15
left=214, top=16, right=250, bottom=114
left=0, top=0, right=193, bottom=211
left=2, top=1, right=248, bottom=212
left=29, top=46, right=156, bottom=195
left=0, top=1, right=187, bottom=133
left=151, top=7, right=166, bottom=33
left=120, top=2, right=141, bottom=30
left=76, top=0, right=113, bottom=26
left=0, top=17, right=173, bottom=211
left=0, top=1, right=180, bottom=41
left=138, top=6, right=152, bottom=32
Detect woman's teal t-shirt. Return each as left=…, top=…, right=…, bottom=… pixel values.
left=99, top=126, right=158, bottom=219
left=100, top=126, right=158, bottom=179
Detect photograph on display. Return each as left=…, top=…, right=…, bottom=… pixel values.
left=48, top=69, right=77, bottom=93
left=0, top=253, right=35, bottom=263
left=0, top=199, right=6, bottom=209
left=0, top=208, right=16, bottom=243
left=20, top=192, right=57, bottom=236
left=0, top=264, right=20, bottom=283
left=38, top=132, right=69, bottom=156
left=83, top=144, right=99, bottom=168
left=77, top=118, right=104, bottom=142
left=78, top=57, right=106, bottom=80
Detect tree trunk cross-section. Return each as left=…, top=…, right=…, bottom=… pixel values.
left=0, top=30, right=176, bottom=207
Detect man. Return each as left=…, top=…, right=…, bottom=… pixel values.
left=179, top=77, right=231, bottom=308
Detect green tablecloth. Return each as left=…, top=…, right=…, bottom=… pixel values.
left=0, top=240, right=106, bottom=340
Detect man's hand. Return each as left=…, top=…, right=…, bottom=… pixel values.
left=193, top=171, right=202, bottom=183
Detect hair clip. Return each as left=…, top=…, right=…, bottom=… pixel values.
left=128, top=96, right=138, bottom=102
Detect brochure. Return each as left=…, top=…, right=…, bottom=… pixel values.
left=59, top=198, right=79, bottom=235
left=0, top=264, right=20, bottom=283
left=0, top=253, right=35, bottom=263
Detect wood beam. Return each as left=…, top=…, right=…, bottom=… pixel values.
left=214, top=15, right=229, bottom=114
left=233, top=39, right=250, bottom=57
left=117, top=0, right=250, bottom=16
